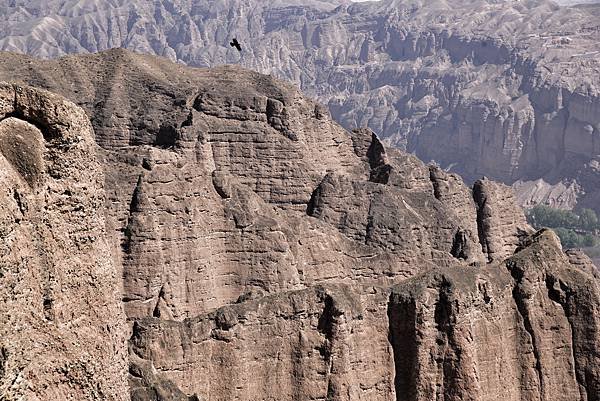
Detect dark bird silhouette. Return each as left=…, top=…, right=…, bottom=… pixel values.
left=230, top=38, right=242, bottom=52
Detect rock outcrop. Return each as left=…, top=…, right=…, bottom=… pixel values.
left=129, top=231, right=600, bottom=401
left=473, top=178, right=532, bottom=263
left=0, top=51, right=598, bottom=400
left=130, top=285, right=395, bottom=401
left=0, top=49, right=510, bottom=319
left=0, top=0, right=599, bottom=211
left=0, top=84, right=129, bottom=399
left=389, top=229, right=600, bottom=401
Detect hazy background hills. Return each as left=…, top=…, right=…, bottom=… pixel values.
left=555, top=0, right=600, bottom=4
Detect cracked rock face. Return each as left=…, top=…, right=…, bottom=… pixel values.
left=0, top=84, right=129, bottom=400
left=0, top=49, right=521, bottom=320
left=389, top=229, right=600, bottom=401
left=129, top=231, right=600, bottom=401
left=0, top=52, right=598, bottom=400
left=0, top=0, right=600, bottom=211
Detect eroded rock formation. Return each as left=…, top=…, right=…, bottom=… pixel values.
left=0, top=84, right=129, bottom=399
left=0, top=51, right=598, bottom=400
left=0, top=49, right=504, bottom=318
left=0, top=0, right=599, bottom=211
left=389, top=229, right=600, bottom=401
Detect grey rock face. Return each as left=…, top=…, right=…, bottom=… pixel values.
left=0, top=0, right=600, bottom=210
left=556, top=0, right=600, bottom=5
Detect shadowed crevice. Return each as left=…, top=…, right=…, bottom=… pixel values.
left=316, top=290, right=342, bottom=401
left=387, top=291, right=418, bottom=401
left=0, top=346, right=7, bottom=380
left=546, top=275, right=599, bottom=401
left=472, top=181, right=491, bottom=261
left=155, top=125, right=178, bottom=149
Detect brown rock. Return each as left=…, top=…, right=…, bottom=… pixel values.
left=130, top=285, right=395, bottom=401
left=389, top=229, right=600, bottom=401
left=130, top=231, right=600, bottom=401
left=0, top=50, right=499, bottom=320
left=129, top=354, right=199, bottom=401
left=0, top=51, right=597, bottom=401
left=0, top=83, right=129, bottom=399
left=2, top=0, right=600, bottom=215
left=473, top=178, right=534, bottom=263
left=565, top=248, right=600, bottom=279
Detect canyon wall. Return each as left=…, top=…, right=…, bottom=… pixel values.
left=0, top=51, right=598, bottom=400
left=0, top=84, right=129, bottom=399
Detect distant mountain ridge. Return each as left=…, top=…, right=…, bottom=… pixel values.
left=556, top=0, right=600, bottom=5
left=1, top=0, right=599, bottom=212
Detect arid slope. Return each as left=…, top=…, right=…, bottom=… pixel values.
left=0, top=0, right=600, bottom=211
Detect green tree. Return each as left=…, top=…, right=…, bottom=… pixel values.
left=526, top=205, right=600, bottom=250
left=583, top=234, right=599, bottom=248
left=556, top=209, right=579, bottom=228
left=553, top=228, right=581, bottom=248
left=578, top=208, right=598, bottom=231
left=527, top=205, right=578, bottom=229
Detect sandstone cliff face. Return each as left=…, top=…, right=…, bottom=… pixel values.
left=0, top=0, right=599, bottom=211
left=0, top=84, right=129, bottom=399
left=389, top=229, right=600, bottom=401
left=130, top=285, right=394, bottom=401
left=106, top=57, right=597, bottom=399
left=0, top=51, right=598, bottom=400
left=0, top=49, right=510, bottom=320
left=130, top=231, right=600, bottom=401
left=473, top=178, right=532, bottom=263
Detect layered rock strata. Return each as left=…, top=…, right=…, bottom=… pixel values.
left=0, top=0, right=600, bottom=210
left=0, top=49, right=511, bottom=318
left=130, top=230, right=600, bottom=401
left=389, top=229, right=600, bottom=401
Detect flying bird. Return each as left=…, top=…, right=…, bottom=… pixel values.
left=230, top=38, right=242, bottom=52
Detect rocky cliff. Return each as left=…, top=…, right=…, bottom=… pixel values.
left=0, top=0, right=599, bottom=212
left=0, top=50, right=598, bottom=400
left=130, top=230, right=600, bottom=401
left=0, top=84, right=129, bottom=399
left=0, top=48, right=529, bottom=315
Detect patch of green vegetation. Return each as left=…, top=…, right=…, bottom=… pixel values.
left=552, top=227, right=599, bottom=248
left=526, top=205, right=600, bottom=256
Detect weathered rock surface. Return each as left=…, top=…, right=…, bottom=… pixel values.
left=0, top=84, right=129, bottom=399
left=0, top=0, right=599, bottom=211
left=130, top=230, right=600, bottom=401
left=389, top=229, right=600, bottom=401
left=0, top=49, right=520, bottom=320
left=0, top=51, right=598, bottom=400
left=130, top=285, right=395, bottom=401
left=473, top=178, right=532, bottom=263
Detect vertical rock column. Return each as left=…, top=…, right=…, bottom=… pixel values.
left=473, top=178, right=533, bottom=263
left=0, top=83, right=129, bottom=400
